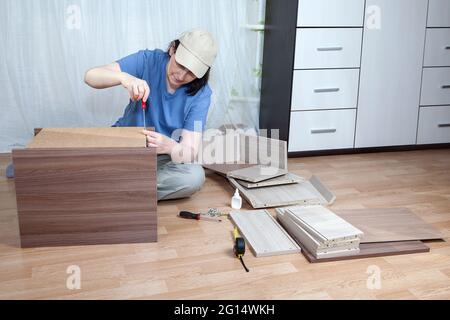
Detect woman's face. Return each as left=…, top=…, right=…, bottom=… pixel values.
left=167, top=46, right=197, bottom=89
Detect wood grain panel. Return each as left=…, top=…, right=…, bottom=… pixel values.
left=228, top=175, right=334, bottom=209
left=28, top=128, right=147, bottom=148
left=300, top=240, right=430, bottom=263
left=1, top=148, right=449, bottom=299
left=12, top=147, right=156, bottom=247
left=227, top=165, right=287, bottom=183
left=230, top=210, right=300, bottom=257
left=334, top=207, right=442, bottom=243
left=236, top=172, right=304, bottom=189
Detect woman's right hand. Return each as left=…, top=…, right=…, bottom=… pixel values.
left=120, top=73, right=150, bottom=102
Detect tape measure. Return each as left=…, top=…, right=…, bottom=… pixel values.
left=233, top=227, right=249, bottom=272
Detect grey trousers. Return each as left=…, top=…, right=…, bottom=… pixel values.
left=157, top=155, right=205, bottom=201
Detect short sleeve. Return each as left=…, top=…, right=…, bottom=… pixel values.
left=183, top=87, right=212, bottom=132
left=116, top=50, right=152, bottom=79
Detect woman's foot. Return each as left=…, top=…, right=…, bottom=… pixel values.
left=6, top=163, right=14, bottom=179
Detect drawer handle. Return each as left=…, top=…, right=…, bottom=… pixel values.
left=314, top=88, right=340, bottom=93
left=445, top=46, right=450, bottom=50
left=438, top=123, right=450, bottom=128
left=311, top=129, right=337, bottom=134
left=317, top=46, right=343, bottom=52
left=442, top=85, right=450, bottom=89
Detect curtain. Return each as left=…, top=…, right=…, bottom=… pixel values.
left=0, top=0, right=264, bottom=153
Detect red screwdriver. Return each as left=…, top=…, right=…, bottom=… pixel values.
left=179, top=211, right=222, bottom=222
left=141, top=99, right=147, bottom=130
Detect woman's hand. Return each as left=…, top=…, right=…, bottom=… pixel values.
left=120, top=73, right=150, bottom=102
left=143, top=130, right=177, bottom=155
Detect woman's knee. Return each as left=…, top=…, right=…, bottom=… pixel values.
left=158, top=164, right=205, bottom=200
left=181, top=165, right=205, bottom=193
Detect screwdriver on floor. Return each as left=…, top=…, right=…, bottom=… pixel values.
left=179, top=211, right=222, bottom=222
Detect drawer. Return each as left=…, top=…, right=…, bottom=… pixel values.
left=420, top=67, right=450, bottom=106
left=427, top=0, right=450, bottom=27
left=288, top=109, right=356, bottom=152
left=417, top=106, right=450, bottom=144
left=294, top=28, right=363, bottom=69
left=424, top=29, right=450, bottom=67
left=291, top=69, right=360, bottom=110
left=297, top=0, right=365, bottom=27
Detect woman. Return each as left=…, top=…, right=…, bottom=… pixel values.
left=84, top=28, right=218, bottom=200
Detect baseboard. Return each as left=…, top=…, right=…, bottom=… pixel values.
left=288, top=143, right=450, bottom=158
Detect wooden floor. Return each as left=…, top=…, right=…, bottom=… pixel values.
left=0, top=149, right=449, bottom=300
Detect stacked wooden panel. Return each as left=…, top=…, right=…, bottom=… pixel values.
left=276, top=205, right=363, bottom=259
left=228, top=174, right=335, bottom=209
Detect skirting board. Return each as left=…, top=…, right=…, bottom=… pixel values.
left=230, top=210, right=301, bottom=257
left=228, top=175, right=336, bottom=209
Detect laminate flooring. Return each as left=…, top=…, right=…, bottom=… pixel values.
left=1, top=149, right=449, bottom=299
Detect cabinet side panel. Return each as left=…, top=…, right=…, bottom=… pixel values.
left=355, top=0, right=427, bottom=147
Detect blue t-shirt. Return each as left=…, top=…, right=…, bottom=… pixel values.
left=114, top=49, right=211, bottom=139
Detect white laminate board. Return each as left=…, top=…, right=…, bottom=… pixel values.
left=239, top=134, right=288, bottom=171
left=236, top=172, right=305, bottom=189
left=230, top=210, right=301, bottom=257
left=228, top=175, right=335, bottom=209
left=283, top=211, right=360, bottom=249
left=277, top=209, right=322, bottom=251
left=227, top=165, right=288, bottom=183
left=286, top=205, right=363, bottom=242
left=277, top=210, right=360, bottom=259
left=355, top=0, right=427, bottom=147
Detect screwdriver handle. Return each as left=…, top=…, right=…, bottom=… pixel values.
left=141, top=100, right=146, bottom=110
left=179, top=211, right=200, bottom=220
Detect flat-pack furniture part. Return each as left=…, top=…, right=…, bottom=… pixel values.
left=235, top=172, right=305, bottom=189
left=12, top=128, right=157, bottom=248
left=228, top=175, right=336, bottom=209
left=283, top=205, right=364, bottom=244
left=227, top=165, right=288, bottom=183
left=276, top=205, right=441, bottom=263
left=277, top=206, right=363, bottom=259
left=202, top=132, right=288, bottom=175
left=229, top=209, right=301, bottom=257
left=334, top=207, right=443, bottom=243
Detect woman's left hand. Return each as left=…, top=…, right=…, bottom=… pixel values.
left=142, top=130, right=177, bottom=155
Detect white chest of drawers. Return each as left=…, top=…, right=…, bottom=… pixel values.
left=417, top=0, right=450, bottom=145
left=288, top=0, right=364, bottom=152
left=260, top=0, right=450, bottom=154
